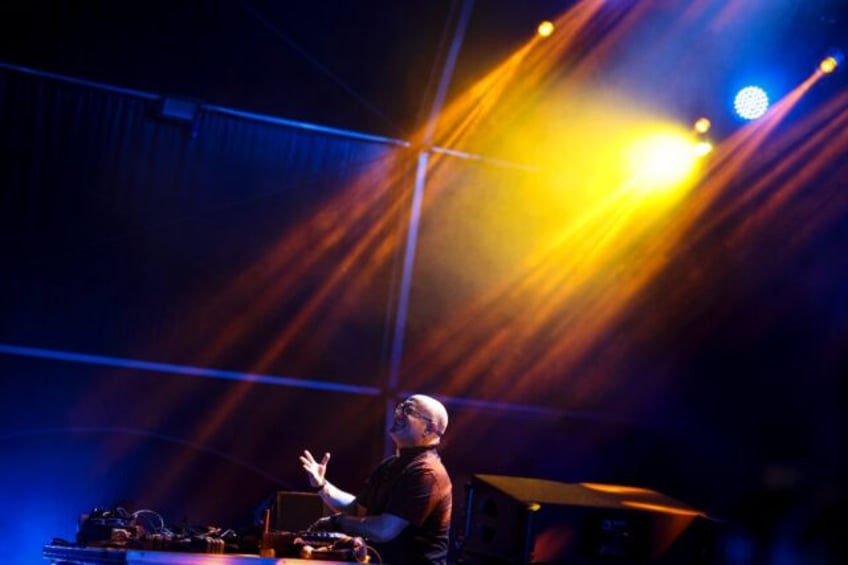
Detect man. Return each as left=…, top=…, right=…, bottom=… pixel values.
left=300, top=394, right=452, bottom=565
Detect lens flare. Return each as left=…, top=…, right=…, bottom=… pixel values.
left=693, top=140, right=713, bottom=157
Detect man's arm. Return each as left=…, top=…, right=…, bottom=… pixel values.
left=312, top=491, right=408, bottom=541
left=335, top=512, right=409, bottom=543
left=315, top=480, right=357, bottom=514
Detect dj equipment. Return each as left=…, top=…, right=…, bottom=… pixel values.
left=62, top=503, right=374, bottom=562
left=75, top=507, right=232, bottom=554
left=260, top=530, right=369, bottom=562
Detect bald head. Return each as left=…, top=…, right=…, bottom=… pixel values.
left=407, top=394, right=449, bottom=439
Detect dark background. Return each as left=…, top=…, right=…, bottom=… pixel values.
left=1, top=1, right=847, bottom=563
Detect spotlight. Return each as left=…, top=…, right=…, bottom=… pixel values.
left=625, top=131, right=698, bottom=193
left=819, top=51, right=843, bottom=74
left=537, top=21, right=555, bottom=37
left=733, top=86, right=769, bottom=121
left=693, top=118, right=711, bottom=134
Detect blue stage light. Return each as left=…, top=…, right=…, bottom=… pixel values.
left=733, top=86, right=770, bottom=120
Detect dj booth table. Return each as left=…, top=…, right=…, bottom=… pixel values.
left=43, top=545, right=356, bottom=565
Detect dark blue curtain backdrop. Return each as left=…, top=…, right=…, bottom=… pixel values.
left=0, top=66, right=405, bottom=381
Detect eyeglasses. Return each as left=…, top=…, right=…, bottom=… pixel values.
left=395, top=401, right=443, bottom=436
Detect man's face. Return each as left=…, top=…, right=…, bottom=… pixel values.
left=389, top=398, right=433, bottom=447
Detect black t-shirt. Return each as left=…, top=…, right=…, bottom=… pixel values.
left=355, top=446, right=452, bottom=565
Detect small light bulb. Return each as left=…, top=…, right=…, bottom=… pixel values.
left=819, top=56, right=838, bottom=74
left=537, top=21, right=554, bottom=38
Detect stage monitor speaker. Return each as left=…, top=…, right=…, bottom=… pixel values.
left=271, top=491, right=327, bottom=532
left=460, top=474, right=717, bottom=564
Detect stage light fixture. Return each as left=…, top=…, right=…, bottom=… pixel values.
left=693, top=118, right=711, bottom=134
left=819, top=51, right=843, bottom=74
left=537, top=21, right=555, bottom=37
left=625, top=131, right=698, bottom=193
left=733, top=86, right=769, bottom=121
left=157, top=96, right=200, bottom=124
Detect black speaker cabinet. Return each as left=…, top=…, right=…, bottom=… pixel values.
left=460, top=474, right=717, bottom=564
left=271, top=491, right=327, bottom=532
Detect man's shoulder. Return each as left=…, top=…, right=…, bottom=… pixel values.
left=404, top=450, right=451, bottom=483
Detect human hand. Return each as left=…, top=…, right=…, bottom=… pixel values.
left=299, top=449, right=330, bottom=489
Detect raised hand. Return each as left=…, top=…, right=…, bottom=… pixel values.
left=299, top=449, right=331, bottom=488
